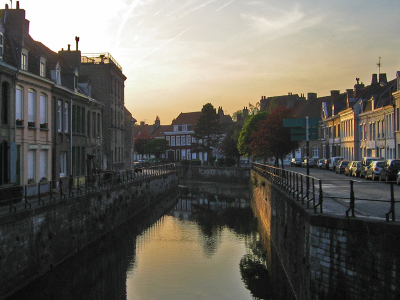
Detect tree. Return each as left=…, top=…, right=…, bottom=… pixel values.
left=237, top=111, right=268, bottom=157
left=144, top=138, right=169, bottom=158
left=218, top=125, right=241, bottom=164
left=134, top=131, right=150, bottom=157
left=250, top=106, right=299, bottom=168
left=193, top=103, right=221, bottom=163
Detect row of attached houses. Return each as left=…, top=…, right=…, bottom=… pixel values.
left=134, top=107, right=232, bottom=162
left=0, top=3, right=133, bottom=188
left=260, top=72, right=400, bottom=162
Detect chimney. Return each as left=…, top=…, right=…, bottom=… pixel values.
left=67, top=44, right=71, bottom=51
left=346, top=89, right=353, bottom=99
left=379, top=73, right=387, bottom=84
left=75, top=36, right=80, bottom=51
left=307, top=93, right=317, bottom=100
left=371, top=74, right=378, bottom=85
left=16, top=1, right=19, bottom=9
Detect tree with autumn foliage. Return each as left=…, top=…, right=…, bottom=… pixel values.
left=250, top=106, right=299, bottom=168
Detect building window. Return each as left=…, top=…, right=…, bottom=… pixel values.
left=28, top=90, right=36, bottom=126
left=39, top=150, right=47, bottom=180
left=166, top=136, right=170, bottom=145
left=171, top=136, right=175, bottom=146
left=176, top=136, right=181, bottom=146
left=40, top=57, right=46, bottom=77
left=181, top=135, right=186, bottom=145
left=60, top=151, right=67, bottom=177
left=16, top=86, right=23, bottom=122
left=58, top=101, right=62, bottom=132
left=0, top=32, right=3, bottom=58
left=1, top=82, right=9, bottom=124
left=187, top=135, right=191, bottom=145
left=21, top=50, right=28, bottom=71
left=28, top=149, right=36, bottom=182
left=65, top=103, right=69, bottom=133
left=56, top=68, right=61, bottom=85
left=39, top=94, right=47, bottom=127
left=312, top=147, right=319, bottom=158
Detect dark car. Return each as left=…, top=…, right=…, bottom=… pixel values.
left=290, top=158, right=302, bottom=167
left=301, top=158, right=317, bottom=168
left=335, top=160, right=349, bottom=174
left=322, top=159, right=331, bottom=170
left=350, top=161, right=361, bottom=177
left=317, top=158, right=326, bottom=169
left=379, top=159, right=400, bottom=181
left=365, top=161, right=385, bottom=181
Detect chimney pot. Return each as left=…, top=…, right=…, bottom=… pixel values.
left=371, top=74, right=378, bottom=85
left=75, top=36, right=80, bottom=51
left=379, top=73, right=387, bottom=84
left=68, top=44, right=71, bottom=51
left=16, top=1, right=19, bottom=9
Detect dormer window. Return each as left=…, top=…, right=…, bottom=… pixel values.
left=40, top=57, right=46, bottom=77
left=21, top=49, right=28, bottom=71
left=0, top=32, right=3, bottom=59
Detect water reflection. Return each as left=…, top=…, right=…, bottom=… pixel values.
left=6, top=184, right=275, bottom=300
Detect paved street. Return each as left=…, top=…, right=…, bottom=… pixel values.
left=283, top=165, right=400, bottom=222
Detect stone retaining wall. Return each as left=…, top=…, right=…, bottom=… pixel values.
left=178, top=166, right=250, bottom=183
left=251, top=170, right=400, bottom=300
left=0, top=172, right=178, bottom=299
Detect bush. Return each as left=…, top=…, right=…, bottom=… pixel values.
left=224, top=158, right=235, bottom=167
left=190, top=159, right=202, bottom=166
left=181, top=160, right=190, bottom=165
left=216, top=158, right=225, bottom=167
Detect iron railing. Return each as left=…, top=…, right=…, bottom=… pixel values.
left=252, top=163, right=399, bottom=222
left=0, top=163, right=176, bottom=216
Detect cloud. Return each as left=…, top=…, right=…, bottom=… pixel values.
left=240, top=3, right=323, bottom=40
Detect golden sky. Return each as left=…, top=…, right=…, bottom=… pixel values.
left=14, top=0, right=400, bottom=124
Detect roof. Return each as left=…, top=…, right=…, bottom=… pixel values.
left=171, top=112, right=202, bottom=125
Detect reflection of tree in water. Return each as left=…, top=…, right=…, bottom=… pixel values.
left=240, top=254, right=274, bottom=300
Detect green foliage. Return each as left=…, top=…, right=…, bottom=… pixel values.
left=237, top=111, right=268, bottom=157
left=224, top=157, right=235, bottom=167
left=193, top=103, right=221, bottom=157
left=216, top=158, right=225, bottom=166
left=144, top=138, right=169, bottom=158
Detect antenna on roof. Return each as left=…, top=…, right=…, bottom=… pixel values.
left=377, top=57, right=381, bottom=74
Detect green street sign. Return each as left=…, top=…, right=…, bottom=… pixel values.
left=290, top=127, right=318, bottom=135
left=283, top=118, right=319, bottom=128
left=290, top=134, right=319, bottom=141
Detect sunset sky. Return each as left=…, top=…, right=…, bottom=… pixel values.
left=15, top=0, right=400, bottom=124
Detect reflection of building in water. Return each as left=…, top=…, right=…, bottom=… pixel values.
left=174, top=187, right=249, bottom=220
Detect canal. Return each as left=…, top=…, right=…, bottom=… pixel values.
left=6, top=183, right=277, bottom=300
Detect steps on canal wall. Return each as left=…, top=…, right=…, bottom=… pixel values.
left=0, top=172, right=178, bottom=300
left=251, top=170, right=400, bottom=300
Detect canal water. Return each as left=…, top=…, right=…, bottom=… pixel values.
left=7, top=183, right=276, bottom=300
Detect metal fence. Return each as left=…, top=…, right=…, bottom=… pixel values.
left=0, top=163, right=176, bottom=215
left=252, top=163, right=398, bottom=222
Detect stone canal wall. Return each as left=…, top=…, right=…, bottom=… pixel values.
left=0, top=172, right=178, bottom=299
left=178, top=166, right=250, bottom=184
left=251, top=170, right=400, bottom=300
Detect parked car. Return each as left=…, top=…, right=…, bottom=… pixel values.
left=335, top=160, right=349, bottom=174
left=329, top=157, right=344, bottom=171
left=350, top=161, right=361, bottom=177
left=365, top=161, right=385, bottom=181
left=360, top=157, right=381, bottom=178
left=344, top=161, right=356, bottom=176
left=322, top=158, right=331, bottom=170
left=379, top=159, right=400, bottom=182
left=301, top=158, right=317, bottom=168
left=317, top=158, right=326, bottom=169
left=290, top=158, right=302, bottom=167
